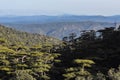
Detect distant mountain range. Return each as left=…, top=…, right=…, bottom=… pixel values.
left=1, top=15, right=120, bottom=24
left=0, top=15, right=119, bottom=39
left=4, top=22, right=115, bottom=39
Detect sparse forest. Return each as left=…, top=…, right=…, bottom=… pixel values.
left=0, top=25, right=120, bottom=80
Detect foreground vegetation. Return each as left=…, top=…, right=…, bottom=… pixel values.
left=0, top=25, right=120, bottom=80
left=0, top=25, right=61, bottom=80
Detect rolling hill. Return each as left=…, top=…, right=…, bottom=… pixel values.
left=0, top=25, right=60, bottom=46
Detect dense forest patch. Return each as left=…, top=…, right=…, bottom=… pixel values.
left=0, top=25, right=120, bottom=80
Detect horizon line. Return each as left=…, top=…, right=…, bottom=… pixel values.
left=0, top=14, right=120, bottom=17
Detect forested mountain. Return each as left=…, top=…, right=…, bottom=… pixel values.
left=0, top=16, right=120, bottom=80
left=1, top=15, right=119, bottom=39
left=0, top=25, right=62, bottom=80
left=56, top=27, right=120, bottom=80
left=4, top=21, right=115, bottom=39
left=0, top=25, right=60, bottom=46
left=0, top=24, right=120, bottom=80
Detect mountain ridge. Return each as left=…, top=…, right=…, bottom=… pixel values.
left=1, top=15, right=120, bottom=24
left=4, top=21, right=115, bottom=39
left=1, top=15, right=119, bottom=39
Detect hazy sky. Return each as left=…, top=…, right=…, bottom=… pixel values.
left=0, top=0, right=120, bottom=16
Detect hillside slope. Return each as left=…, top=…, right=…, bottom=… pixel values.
left=0, top=25, right=60, bottom=46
